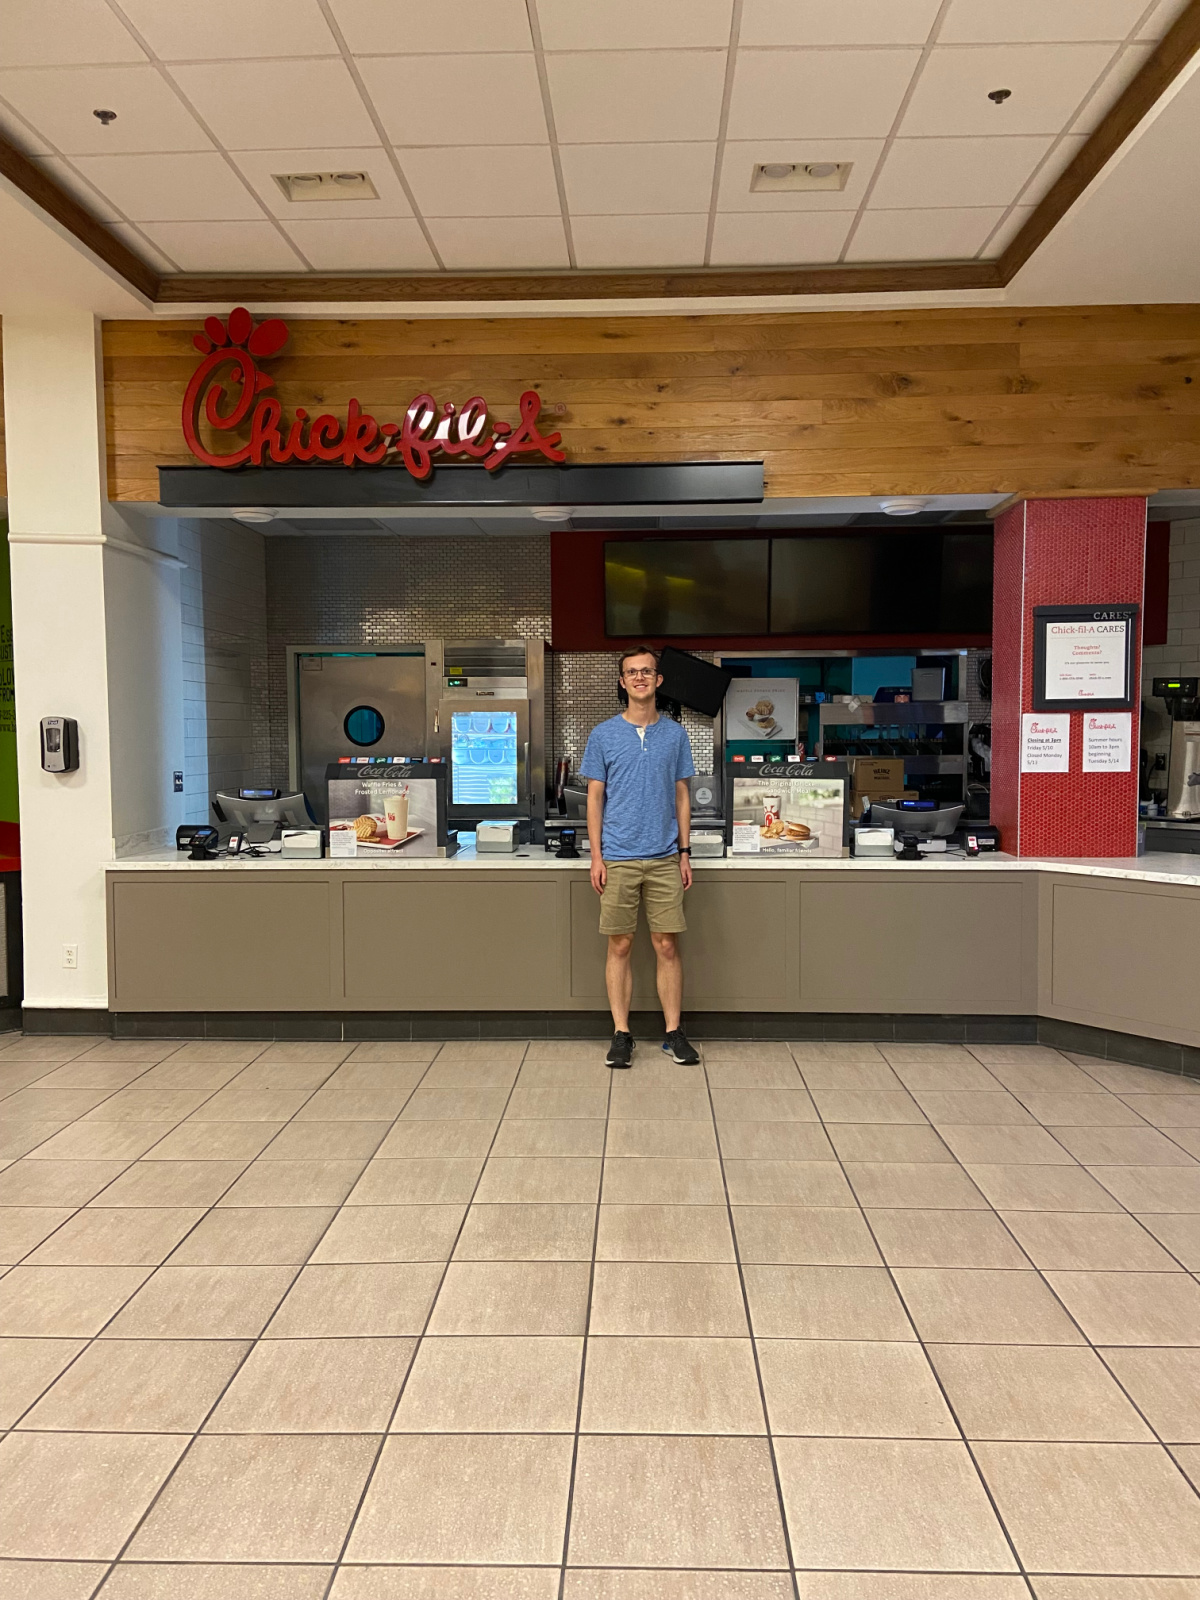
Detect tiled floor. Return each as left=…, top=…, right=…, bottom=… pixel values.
left=2, top=1034, right=1200, bottom=1599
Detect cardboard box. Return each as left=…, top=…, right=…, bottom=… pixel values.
left=851, top=758, right=906, bottom=792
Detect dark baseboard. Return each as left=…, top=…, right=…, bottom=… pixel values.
left=1037, top=1017, right=1200, bottom=1081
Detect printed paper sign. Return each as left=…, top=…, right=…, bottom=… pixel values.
left=1042, top=619, right=1129, bottom=701
left=1082, top=711, right=1132, bottom=773
left=1021, top=713, right=1071, bottom=773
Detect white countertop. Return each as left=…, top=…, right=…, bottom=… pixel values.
left=107, top=843, right=1200, bottom=887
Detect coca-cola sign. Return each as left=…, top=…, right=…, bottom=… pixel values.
left=182, top=307, right=566, bottom=480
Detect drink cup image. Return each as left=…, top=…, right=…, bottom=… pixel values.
left=385, top=790, right=410, bottom=841
left=763, top=795, right=781, bottom=827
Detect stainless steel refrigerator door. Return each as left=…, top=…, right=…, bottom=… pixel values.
left=1167, top=721, right=1200, bottom=820
left=293, top=651, right=427, bottom=822
left=436, top=698, right=531, bottom=819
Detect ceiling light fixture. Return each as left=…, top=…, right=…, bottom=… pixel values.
left=531, top=507, right=572, bottom=523
left=93, top=109, right=117, bottom=125
left=988, top=88, right=1012, bottom=104
left=273, top=170, right=379, bottom=203
left=751, top=161, right=852, bottom=193
left=880, top=498, right=932, bottom=517
left=230, top=508, right=276, bottom=525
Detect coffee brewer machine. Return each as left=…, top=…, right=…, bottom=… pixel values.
left=1154, top=678, right=1200, bottom=822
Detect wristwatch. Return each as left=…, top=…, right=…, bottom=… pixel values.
left=678, top=846, right=691, bottom=855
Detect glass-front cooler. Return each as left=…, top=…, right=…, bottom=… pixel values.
left=438, top=697, right=531, bottom=823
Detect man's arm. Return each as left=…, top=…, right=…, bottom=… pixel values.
left=675, top=778, right=693, bottom=890
left=587, top=778, right=607, bottom=894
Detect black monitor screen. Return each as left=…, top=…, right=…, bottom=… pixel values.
left=605, top=539, right=769, bottom=637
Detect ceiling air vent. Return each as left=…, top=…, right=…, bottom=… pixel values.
left=273, top=171, right=379, bottom=203
left=751, top=161, right=852, bottom=193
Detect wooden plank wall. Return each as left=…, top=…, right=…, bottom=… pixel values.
left=103, top=304, right=1200, bottom=502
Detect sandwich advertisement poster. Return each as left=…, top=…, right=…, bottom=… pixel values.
left=725, top=678, right=801, bottom=742
left=729, top=763, right=847, bottom=856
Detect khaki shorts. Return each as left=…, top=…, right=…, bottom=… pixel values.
left=599, top=855, right=686, bottom=936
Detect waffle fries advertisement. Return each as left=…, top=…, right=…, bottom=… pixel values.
left=730, top=764, right=848, bottom=856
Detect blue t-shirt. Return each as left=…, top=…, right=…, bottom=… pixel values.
left=579, top=714, right=695, bottom=861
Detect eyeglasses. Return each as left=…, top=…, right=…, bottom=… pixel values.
left=623, top=668, right=657, bottom=679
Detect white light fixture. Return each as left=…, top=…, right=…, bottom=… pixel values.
left=230, top=508, right=276, bottom=524
left=273, top=170, right=379, bottom=203
left=531, top=507, right=572, bottom=523
left=879, top=498, right=931, bottom=517
left=751, top=161, right=852, bottom=193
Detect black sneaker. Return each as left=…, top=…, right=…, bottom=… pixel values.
left=662, top=1028, right=700, bottom=1065
left=605, top=1031, right=635, bottom=1069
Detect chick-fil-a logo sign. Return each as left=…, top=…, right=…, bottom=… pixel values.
left=182, top=307, right=566, bottom=481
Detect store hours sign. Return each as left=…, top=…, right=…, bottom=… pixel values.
left=182, top=307, right=566, bottom=481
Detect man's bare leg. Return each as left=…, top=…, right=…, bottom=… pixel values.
left=606, top=934, right=635, bottom=1032
left=651, top=931, right=683, bottom=1033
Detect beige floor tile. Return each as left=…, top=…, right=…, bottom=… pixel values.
left=716, top=1121, right=834, bottom=1160
left=1107, top=1350, right=1200, bottom=1439
left=0, top=1122, right=64, bottom=1158
left=228, top=1061, right=352, bottom=1093
left=129, top=1433, right=376, bottom=1561
left=433, top=1042, right=528, bottom=1065
left=82, top=1089, right=210, bottom=1123
left=796, top=1062, right=905, bottom=1093
left=216, top=1158, right=366, bottom=1208
left=710, top=1087, right=818, bottom=1123
left=475, top=1156, right=601, bottom=1205
left=1130, top=1096, right=1200, bottom=1128
left=776, top=1436, right=1015, bottom=1572
left=375, top=1120, right=497, bottom=1159
left=505, top=1085, right=609, bottom=1119
left=1178, top=1446, right=1200, bottom=1489
left=913, top=1090, right=1034, bottom=1126
left=590, top=1261, right=747, bottom=1336
left=259, top=1120, right=389, bottom=1160
left=75, top=1043, right=181, bottom=1064
left=1030, top=1580, right=1200, bottom=1600
left=1046, top=1270, right=1200, bottom=1345
left=867, top=1209, right=1032, bottom=1269
left=882, top=1044, right=981, bottom=1065
left=30, top=1121, right=176, bottom=1161
left=607, top=1084, right=712, bottom=1122
left=605, top=1119, right=718, bottom=1158
left=602, top=1157, right=725, bottom=1205
left=516, top=1058, right=615, bottom=1086
left=347, top=1158, right=483, bottom=1205
left=393, top=1334, right=582, bottom=1432
left=94, top=1160, right=246, bottom=1208
left=937, top=1124, right=1076, bottom=1165
left=931, top=1344, right=1153, bottom=1442
left=188, top=1087, right=315, bottom=1121
left=827, top=1123, right=956, bottom=1163
left=789, top=1042, right=886, bottom=1064
left=27, top=1207, right=205, bottom=1266
left=0, top=1205, right=75, bottom=1262
left=0, top=1039, right=95, bottom=1063
left=894, top=1268, right=1085, bottom=1344
left=969, top=1045, right=1071, bottom=1067
left=1138, top=1213, right=1200, bottom=1269
left=975, top=1440, right=1200, bottom=1573
left=140, top=1121, right=284, bottom=1161
left=705, top=1059, right=806, bottom=1088
left=965, top=1163, right=1122, bottom=1212
left=254, top=1042, right=353, bottom=1066
left=311, top=1204, right=465, bottom=1263
left=564, top=1571, right=792, bottom=1599
left=762, top=1338, right=955, bottom=1437
left=0, top=1089, right=117, bottom=1122
left=347, top=1433, right=572, bottom=1564
left=35, top=1062, right=154, bottom=1091
left=208, top=1335, right=415, bottom=1432
left=168, top=1206, right=335, bottom=1266
left=744, top=1264, right=914, bottom=1341
left=845, top=1161, right=989, bottom=1210
left=421, top=1061, right=519, bottom=1089
left=984, top=1061, right=1108, bottom=1094
left=343, top=1042, right=439, bottom=1065
left=133, top=1061, right=252, bottom=1092
left=568, top=1435, right=787, bottom=1568
left=1002, top=1211, right=1182, bottom=1271
left=595, top=1203, right=733, bottom=1263
left=733, top=1205, right=881, bottom=1266
left=0, top=1431, right=187, bottom=1558
left=1051, top=1126, right=1196, bottom=1166
left=1173, top=1129, right=1200, bottom=1159
left=889, top=1061, right=1002, bottom=1092
left=266, top=1262, right=443, bottom=1337
left=294, top=1090, right=415, bottom=1122
left=0, top=1264, right=151, bottom=1336
left=164, top=1041, right=270, bottom=1064
left=0, top=1337, right=87, bottom=1427
left=812, top=1089, right=928, bottom=1124
left=428, top=1260, right=590, bottom=1335
left=401, top=1088, right=510, bottom=1122
left=723, top=1159, right=853, bottom=1207
left=1090, top=1166, right=1200, bottom=1211
left=324, top=1062, right=428, bottom=1093
left=490, top=1118, right=607, bottom=1157
left=705, top=1041, right=795, bottom=1063
left=582, top=1335, right=764, bottom=1433
left=1022, top=1091, right=1148, bottom=1126
left=0, top=1560, right=110, bottom=1600
left=22, top=1337, right=249, bottom=1432
left=456, top=1202, right=596, bottom=1261
left=104, top=1263, right=296, bottom=1339
left=100, top=1563, right=331, bottom=1599
left=0, top=1159, right=129, bottom=1207
left=1074, top=1059, right=1200, bottom=1093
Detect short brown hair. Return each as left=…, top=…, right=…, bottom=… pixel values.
left=617, top=646, right=661, bottom=676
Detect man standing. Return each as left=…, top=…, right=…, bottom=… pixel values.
left=581, top=646, right=701, bottom=1069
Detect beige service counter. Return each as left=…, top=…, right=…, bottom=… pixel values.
left=105, top=847, right=1200, bottom=1052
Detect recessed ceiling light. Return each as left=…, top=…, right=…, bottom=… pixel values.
left=230, top=508, right=276, bottom=524
left=880, top=498, right=931, bottom=517
left=988, top=88, right=1012, bottom=104
left=751, top=161, right=852, bottom=193
left=273, top=170, right=379, bottom=203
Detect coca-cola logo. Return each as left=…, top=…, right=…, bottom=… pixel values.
left=182, top=307, right=566, bottom=480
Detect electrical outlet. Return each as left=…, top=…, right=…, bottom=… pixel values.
left=173, top=770, right=184, bottom=793
left=62, top=944, right=78, bottom=969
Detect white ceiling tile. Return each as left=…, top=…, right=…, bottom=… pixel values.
left=1138, top=0, right=1192, bottom=38
left=726, top=49, right=921, bottom=140
left=0, top=65, right=212, bottom=154
left=27, top=155, right=124, bottom=220
left=572, top=213, right=709, bottom=267
left=709, top=210, right=853, bottom=265
left=401, top=145, right=561, bottom=217
left=231, top=146, right=413, bottom=219
left=139, top=220, right=306, bottom=271
left=0, top=0, right=144, bottom=66
left=870, top=135, right=1054, bottom=208
left=941, top=0, right=1150, bottom=44
left=281, top=218, right=437, bottom=270
left=0, top=103, right=54, bottom=155
left=70, top=152, right=263, bottom=221
left=984, top=204, right=1037, bottom=253
left=740, top=0, right=941, bottom=47
left=109, top=221, right=180, bottom=274
left=427, top=215, right=570, bottom=269
left=117, top=0, right=338, bottom=60
left=1017, top=133, right=1089, bottom=205
left=717, top=139, right=885, bottom=211
left=900, top=44, right=1117, bottom=137
left=329, top=0, right=533, bottom=53
left=547, top=51, right=728, bottom=143
left=560, top=143, right=716, bottom=215
left=538, top=0, right=733, bottom=50
left=359, top=54, right=548, bottom=145
left=170, top=59, right=379, bottom=150
left=1072, top=42, right=1156, bottom=132
left=846, top=206, right=1006, bottom=261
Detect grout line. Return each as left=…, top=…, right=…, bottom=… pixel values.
left=702, top=0, right=745, bottom=269
left=526, top=0, right=577, bottom=271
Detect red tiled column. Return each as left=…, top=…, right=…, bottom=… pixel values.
left=991, top=496, right=1146, bottom=858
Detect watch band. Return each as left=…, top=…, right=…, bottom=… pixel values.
left=678, top=846, right=691, bottom=854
